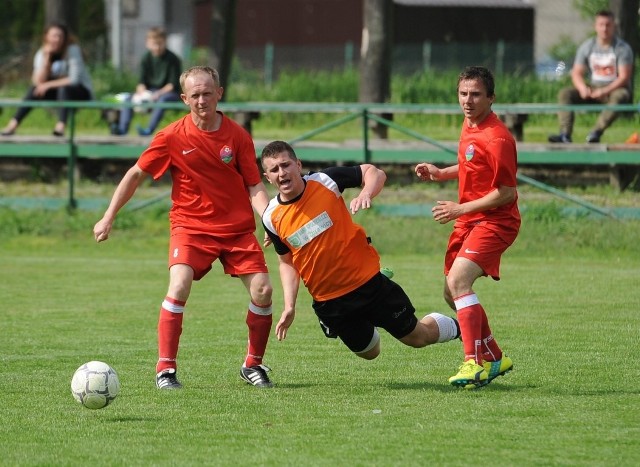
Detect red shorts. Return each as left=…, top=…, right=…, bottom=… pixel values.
left=168, top=231, right=268, bottom=280
left=444, top=221, right=518, bottom=280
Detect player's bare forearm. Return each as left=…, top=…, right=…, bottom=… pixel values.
left=276, top=254, right=300, bottom=341
left=360, top=164, right=386, bottom=198
left=94, top=165, right=147, bottom=242
left=468, top=185, right=517, bottom=211
left=458, top=185, right=516, bottom=217
left=350, top=164, right=386, bottom=214
left=275, top=308, right=295, bottom=341
left=432, top=185, right=516, bottom=224
left=432, top=200, right=461, bottom=224
left=415, top=163, right=458, bottom=182
left=248, top=182, right=270, bottom=215
left=279, top=255, right=300, bottom=311
left=262, top=231, right=272, bottom=248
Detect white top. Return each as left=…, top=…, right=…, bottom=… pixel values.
left=33, top=43, right=94, bottom=97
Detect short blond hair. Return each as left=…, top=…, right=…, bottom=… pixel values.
left=146, top=27, right=167, bottom=41
left=179, top=66, right=220, bottom=93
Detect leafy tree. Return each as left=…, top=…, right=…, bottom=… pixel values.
left=0, top=0, right=106, bottom=56
left=0, top=0, right=107, bottom=87
left=609, top=0, right=640, bottom=54
left=573, top=0, right=639, bottom=51
left=0, top=0, right=44, bottom=53
left=553, top=1, right=640, bottom=69
left=572, top=0, right=609, bottom=19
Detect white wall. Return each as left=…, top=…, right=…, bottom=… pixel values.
left=106, top=0, right=191, bottom=72
left=533, top=0, right=592, bottom=62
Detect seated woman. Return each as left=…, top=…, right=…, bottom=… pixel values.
left=1, top=23, right=93, bottom=137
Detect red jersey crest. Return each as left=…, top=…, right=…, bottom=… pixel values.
left=465, top=144, right=475, bottom=161
left=220, top=145, right=233, bottom=163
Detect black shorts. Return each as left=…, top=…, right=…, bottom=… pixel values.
left=312, top=272, right=418, bottom=353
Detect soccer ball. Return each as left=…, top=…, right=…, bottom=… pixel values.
left=71, top=361, right=120, bottom=409
left=132, top=90, right=153, bottom=113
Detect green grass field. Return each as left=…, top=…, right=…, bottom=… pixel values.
left=2, top=192, right=640, bottom=465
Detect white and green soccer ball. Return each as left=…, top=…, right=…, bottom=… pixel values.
left=132, top=90, right=153, bottom=113
left=71, top=361, right=120, bottom=409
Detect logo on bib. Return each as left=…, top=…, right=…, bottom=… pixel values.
left=465, top=144, right=475, bottom=161
left=220, top=145, right=233, bottom=163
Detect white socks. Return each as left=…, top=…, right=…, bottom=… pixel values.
left=425, top=312, right=459, bottom=343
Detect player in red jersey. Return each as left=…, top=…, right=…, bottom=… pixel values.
left=94, top=66, right=274, bottom=389
left=415, top=66, right=520, bottom=389
left=261, top=140, right=460, bottom=367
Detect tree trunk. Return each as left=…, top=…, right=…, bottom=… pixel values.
left=210, top=0, right=237, bottom=101
left=45, top=0, right=77, bottom=32
left=609, top=0, right=639, bottom=54
left=609, top=0, right=640, bottom=190
left=359, top=0, right=393, bottom=139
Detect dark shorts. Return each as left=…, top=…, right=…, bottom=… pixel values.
left=312, top=273, right=418, bottom=353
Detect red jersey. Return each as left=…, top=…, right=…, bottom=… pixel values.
left=457, top=112, right=521, bottom=229
left=262, top=167, right=380, bottom=302
left=137, top=112, right=261, bottom=236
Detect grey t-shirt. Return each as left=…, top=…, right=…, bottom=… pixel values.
left=574, top=36, right=634, bottom=90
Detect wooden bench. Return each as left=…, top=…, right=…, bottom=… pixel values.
left=1, top=98, right=638, bottom=140
left=1, top=133, right=638, bottom=185
left=218, top=102, right=639, bottom=142
left=218, top=102, right=638, bottom=142
left=1, top=99, right=639, bottom=206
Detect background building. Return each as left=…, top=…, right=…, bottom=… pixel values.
left=107, top=0, right=592, bottom=76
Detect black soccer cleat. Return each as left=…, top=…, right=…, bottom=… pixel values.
left=240, top=364, right=274, bottom=388
left=156, top=368, right=183, bottom=389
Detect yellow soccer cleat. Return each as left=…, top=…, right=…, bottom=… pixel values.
left=483, top=355, right=513, bottom=383
left=449, top=359, right=488, bottom=389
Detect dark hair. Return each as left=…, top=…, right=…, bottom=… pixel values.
left=595, top=9, right=615, bottom=20
left=43, top=23, right=74, bottom=54
left=457, top=66, right=495, bottom=98
left=179, top=66, right=220, bottom=92
left=261, top=140, right=297, bottom=163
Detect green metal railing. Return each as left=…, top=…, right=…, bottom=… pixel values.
left=1, top=99, right=637, bottom=215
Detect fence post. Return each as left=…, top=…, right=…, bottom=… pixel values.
left=362, top=108, right=371, bottom=163
left=265, top=42, right=274, bottom=87
left=496, top=40, right=505, bottom=75
left=344, top=41, right=354, bottom=71
left=67, top=108, right=77, bottom=209
left=422, top=41, right=432, bottom=72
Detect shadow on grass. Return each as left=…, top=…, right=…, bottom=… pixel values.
left=385, top=381, right=520, bottom=392
left=107, top=416, right=159, bottom=423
